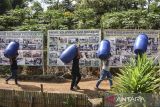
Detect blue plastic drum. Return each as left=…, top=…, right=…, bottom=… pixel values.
left=60, top=44, right=77, bottom=64
left=97, top=40, right=111, bottom=59
left=4, top=41, right=19, bottom=58
left=134, top=34, right=148, bottom=55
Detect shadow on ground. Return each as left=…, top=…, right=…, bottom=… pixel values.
left=18, top=84, right=41, bottom=91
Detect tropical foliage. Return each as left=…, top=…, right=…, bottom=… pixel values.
left=0, top=0, right=160, bottom=31
left=111, top=54, right=160, bottom=93
left=110, top=54, right=160, bottom=107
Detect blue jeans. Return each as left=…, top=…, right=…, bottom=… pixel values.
left=96, top=69, right=112, bottom=88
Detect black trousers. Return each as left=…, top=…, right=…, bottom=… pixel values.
left=6, top=69, right=17, bottom=84
left=70, top=72, right=81, bottom=89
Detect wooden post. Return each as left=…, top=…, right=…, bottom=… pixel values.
left=43, top=63, right=45, bottom=75
left=40, top=84, right=46, bottom=107
left=40, top=84, right=43, bottom=93
left=42, top=33, right=45, bottom=75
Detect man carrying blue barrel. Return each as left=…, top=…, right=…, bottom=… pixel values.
left=4, top=41, right=19, bottom=85
left=134, top=34, right=148, bottom=63
left=95, top=40, right=113, bottom=90
left=60, top=44, right=82, bottom=91
left=70, top=47, right=82, bottom=91
left=6, top=52, right=19, bottom=85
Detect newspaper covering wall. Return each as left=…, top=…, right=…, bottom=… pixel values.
left=48, top=30, right=101, bottom=67
left=104, top=29, right=160, bottom=67
left=0, top=31, right=43, bottom=66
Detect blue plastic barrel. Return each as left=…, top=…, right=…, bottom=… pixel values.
left=97, top=40, right=110, bottom=59
left=4, top=41, right=19, bottom=58
left=134, top=34, right=148, bottom=55
left=60, top=44, right=77, bottom=64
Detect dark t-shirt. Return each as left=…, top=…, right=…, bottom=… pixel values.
left=72, top=55, right=79, bottom=74
left=10, top=59, right=18, bottom=70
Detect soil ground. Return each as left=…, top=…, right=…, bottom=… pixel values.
left=0, top=78, right=110, bottom=99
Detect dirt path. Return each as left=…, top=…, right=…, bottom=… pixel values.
left=0, top=78, right=110, bottom=98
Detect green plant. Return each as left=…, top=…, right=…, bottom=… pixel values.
left=110, top=54, right=160, bottom=106
left=0, top=65, right=10, bottom=75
